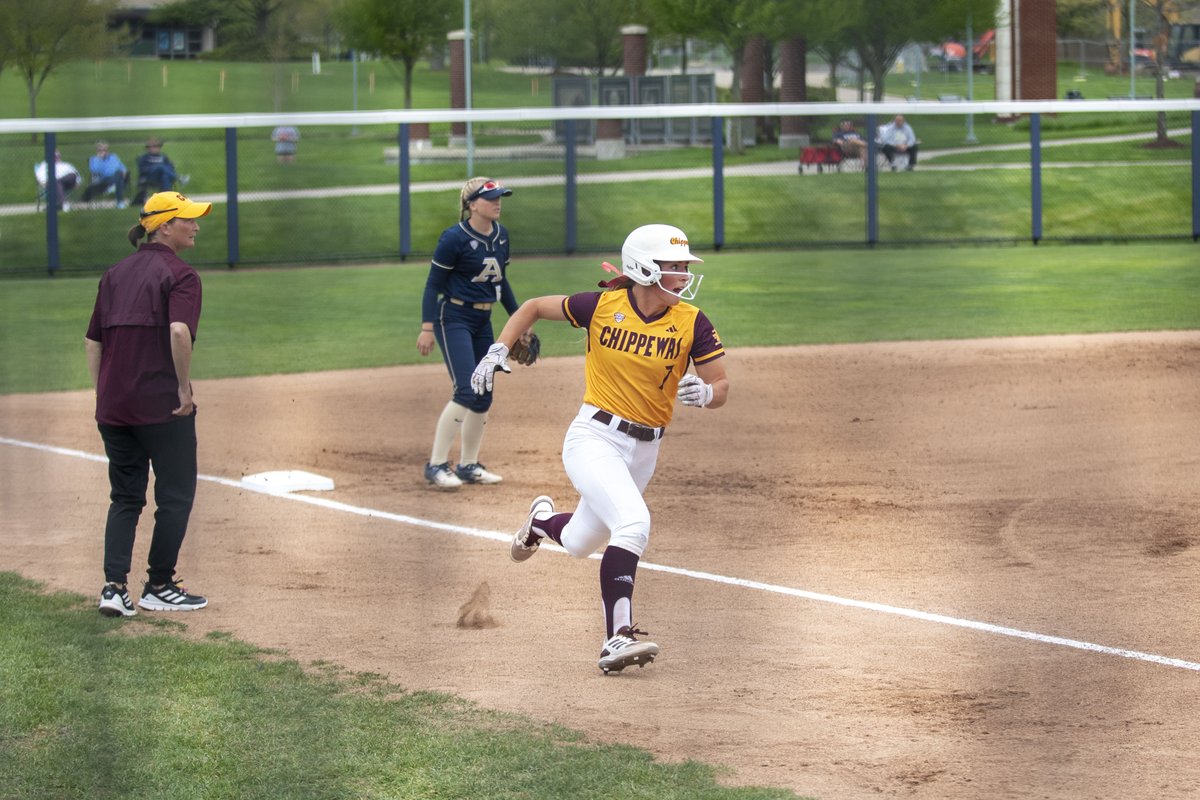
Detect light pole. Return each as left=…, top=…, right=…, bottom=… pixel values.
left=351, top=49, right=359, bottom=136
left=1128, top=0, right=1136, bottom=99
left=965, top=16, right=978, bottom=144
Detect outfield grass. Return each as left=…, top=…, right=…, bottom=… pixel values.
left=2, top=243, right=1197, bottom=396
left=0, top=573, right=800, bottom=800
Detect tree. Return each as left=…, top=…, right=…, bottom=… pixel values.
left=337, top=0, right=457, bottom=109
left=1056, top=0, right=1110, bottom=38
left=4, top=0, right=119, bottom=128
left=489, top=0, right=644, bottom=76
left=844, top=0, right=995, bottom=101
left=1140, top=0, right=1198, bottom=146
left=770, top=0, right=857, bottom=97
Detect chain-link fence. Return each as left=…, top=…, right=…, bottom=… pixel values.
left=1, top=100, right=1196, bottom=276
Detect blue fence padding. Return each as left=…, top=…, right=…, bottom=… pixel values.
left=225, top=128, right=239, bottom=266
left=1031, top=114, right=1042, bottom=244
left=711, top=117, right=724, bottom=251
left=44, top=133, right=60, bottom=275
left=399, top=124, right=411, bottom=259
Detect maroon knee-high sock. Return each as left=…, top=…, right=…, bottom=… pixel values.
left=532, top=512, right=570, bottom=545
left=599, top=545, right=639, bottom=638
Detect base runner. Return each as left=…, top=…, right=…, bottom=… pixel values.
left=471, top=224, right=729, bottom=673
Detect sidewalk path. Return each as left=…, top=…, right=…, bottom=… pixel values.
left=0, top=128, right=1189, bottom=218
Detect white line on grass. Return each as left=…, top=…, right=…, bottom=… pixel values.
left=4, top=434, right=1198, bottom=673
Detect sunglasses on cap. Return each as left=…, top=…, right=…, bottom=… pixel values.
left=140, top=207, right=179, bottom=219
left=466, top=180, right=511, bottom=202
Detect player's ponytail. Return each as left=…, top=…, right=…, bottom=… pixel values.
left=127, top=223, right=147, bottom=248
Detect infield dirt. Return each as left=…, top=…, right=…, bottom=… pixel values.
left=2, top=332, right=1198, bottom=799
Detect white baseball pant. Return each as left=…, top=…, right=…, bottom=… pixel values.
left=558, top=404, right=661, bottom=558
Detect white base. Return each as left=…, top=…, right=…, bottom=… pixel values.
left=241, top=470, right=335, bottom=494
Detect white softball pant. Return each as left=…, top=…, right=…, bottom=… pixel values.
left=559, top=404, right=662, bottom=558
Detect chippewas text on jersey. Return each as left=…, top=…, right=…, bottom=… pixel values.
left=564, top=288, right=725, bottom=429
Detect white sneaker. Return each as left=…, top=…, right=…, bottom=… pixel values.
left=455, top=462, right=502, bottom=484
left=598, top=626, right=659, bottom=674
left=98, top=582, right=137, bottom=617
left=424, top=462, right=463, bottom=491
left=510, top=495, right=554, bottom=562
left=137, top=579, right=207, bottom=612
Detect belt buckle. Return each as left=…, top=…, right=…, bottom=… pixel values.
left=626, top=422, right=654, bottom=441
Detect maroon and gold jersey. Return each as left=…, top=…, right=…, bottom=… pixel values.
left=563, top=288, right=724, bottom=428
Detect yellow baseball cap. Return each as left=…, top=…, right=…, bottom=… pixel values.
left=139, top=191, right=212, bottom=233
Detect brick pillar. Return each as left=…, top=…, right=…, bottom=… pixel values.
left=622, top=25, right=648, bottom=76
left=779, top=36, right=809, bottom=149
left=596, top=24, right=645, bottom=160
left=739, top=34, right=767, bottom=146
left=1014, top=0, right=1056, bottom=100
left=448, top=30, right=468, bottom=146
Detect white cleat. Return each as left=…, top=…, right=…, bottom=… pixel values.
left=510, top=495, right=554, bottom=562
left=425, top=462, right=463, bottom=491
left=598, top=626, right=659, bottom=674
left=455, top=462, right=503, bottom=484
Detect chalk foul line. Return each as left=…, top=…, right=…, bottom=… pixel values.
left=3, top=435, right=1197, bottom=673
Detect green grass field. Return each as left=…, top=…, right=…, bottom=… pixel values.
left=2, top=244, right=1197, bottom=396
left=0, top=573, right=799, bottom=800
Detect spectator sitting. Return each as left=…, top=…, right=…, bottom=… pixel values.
left=877, top=114, right=920, bottom=171
left=134, top=137, right=180, bottom=204
left=34, top=150, right=82, bottom=212
left=271, top=125, right=300, bottom=164
left=831, top=119, right=867, bottom=161
left=82, top=140, right=130, bottom=208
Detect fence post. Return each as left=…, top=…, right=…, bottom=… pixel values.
left=865, top=113, right=878, bottom=246
left=399, top=124, right=411, bottom=259
left=225, top=128, right=239, bottom=267
left=1192, top=110, right=1199, bottom=242
left=711, top=117, right=724, bottom=251
left=44, top=133, right=60, bottom=276
left=1030, top=113, right=1042, bottom=245
left=565, top=119, right=577, bottom=254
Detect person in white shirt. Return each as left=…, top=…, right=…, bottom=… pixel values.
left=877, top=114, right=920, bottom=171
left=34, top=150, right=82, bottom=211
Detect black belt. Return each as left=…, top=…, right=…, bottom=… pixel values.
left=448, top=297, right=493, bottom=311
left=592, top=410, right=663, bottom=442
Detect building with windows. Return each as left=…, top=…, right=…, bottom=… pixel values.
left=112, top=0, right=214, bottom=59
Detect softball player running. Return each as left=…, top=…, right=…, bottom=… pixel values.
left=418, top=177, right=523, bottom=491
left=472, top=224, right=729, bottom=673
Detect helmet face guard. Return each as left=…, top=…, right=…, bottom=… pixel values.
left=621, top=224, right=704, bottom=300
left=655, top=268, right=703, bottom=300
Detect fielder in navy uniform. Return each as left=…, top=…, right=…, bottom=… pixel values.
left=417, top=177, right=525, bottom=490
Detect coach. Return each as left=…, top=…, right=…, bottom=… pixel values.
left=86, top=191, right=213, bottom=617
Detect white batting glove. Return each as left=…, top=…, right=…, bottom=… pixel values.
left=676, top=373, right=713, bottom=408
left=471, top=343, right=511, bottom=394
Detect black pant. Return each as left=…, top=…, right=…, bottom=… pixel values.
left=99, top=414, right=197, bottom=585
left=881, top=143, right=919, bottom=168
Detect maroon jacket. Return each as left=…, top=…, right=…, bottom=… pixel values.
left=86, top=243, right=202, bottom=426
